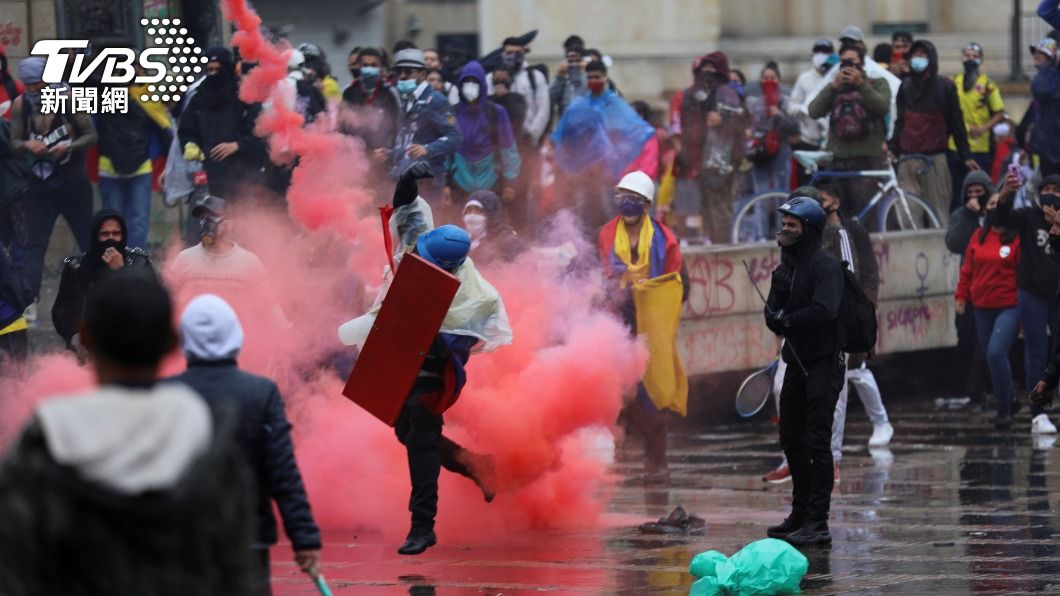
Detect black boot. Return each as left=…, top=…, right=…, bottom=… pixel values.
left=397, top=528, right=437, bottom=555
left=783, top=520, right=831, bottom=546
left=766, top=515, right=803, bottom=539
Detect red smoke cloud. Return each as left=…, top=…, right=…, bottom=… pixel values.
left=1, top=0, right=647, bottom=553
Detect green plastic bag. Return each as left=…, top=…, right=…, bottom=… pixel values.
left=688, top=538, right=808, bottom=595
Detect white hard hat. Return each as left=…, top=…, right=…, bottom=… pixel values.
left=616, top=171, right=656, bottom=203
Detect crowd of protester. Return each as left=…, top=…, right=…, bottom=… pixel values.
left=5, top=1, right=1060, bottom=583
left=1, top=13, right=1060, bottom=422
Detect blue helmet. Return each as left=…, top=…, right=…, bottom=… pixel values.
left=416, top=225, right=472, bottom=270
left=777, top=188, right=826, bottom=231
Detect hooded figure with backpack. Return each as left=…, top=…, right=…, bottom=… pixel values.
left=449, top=61, right=521, bottom=207
left=763, top=188, right=847, bottom=548
left=891, top=39, right=977, bottom=226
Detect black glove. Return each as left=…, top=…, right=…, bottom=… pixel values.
left=765, top=307, right=787, bottom=335
left=771, top=266, right=794, bottom=292
left=392, top=161, right=434, bottom=208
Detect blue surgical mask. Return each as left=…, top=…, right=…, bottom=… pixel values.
left=910, top=56, right=929, bottom=73
left=396, top=79, right=418, bottom=95
left=360, top=66, right=380, bottom=78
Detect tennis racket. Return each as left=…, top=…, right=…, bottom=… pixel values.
left=735, top=359, right=779, bottom=418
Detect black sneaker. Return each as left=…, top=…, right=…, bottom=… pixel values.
left=397, top=529, right=437, bottom=555
left=783, top=521, right=831, bottom=546
left=766, top=516, right=803, bottom=539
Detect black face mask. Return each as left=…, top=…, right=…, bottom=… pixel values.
left=1040, top=193, right=1060, bottom=209
left=963, top=59, right=980, bottom=72
left=349, top=67, right=361, bottom=79
left=984, top=208, right=1000, bottom=227
left=776, top=229, right=801, bottom=248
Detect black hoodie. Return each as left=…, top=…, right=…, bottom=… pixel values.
left=892, top=40, right=972, bottom=159
left=52, top=209, right=154, bottom=346
left=765, top=226, right=845, bottom=366
left=996, top=176, right=1060, bottom=301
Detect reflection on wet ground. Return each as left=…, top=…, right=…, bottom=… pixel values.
left=271, top=401, right=1060, bottom=594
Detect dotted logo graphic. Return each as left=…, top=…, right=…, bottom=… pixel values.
left=137, top=18, right=207, bottom=103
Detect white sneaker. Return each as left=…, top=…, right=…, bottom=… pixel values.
left=1032, top=414, right=1058, bottom=435
left=868, top=422, right=894, bottom=447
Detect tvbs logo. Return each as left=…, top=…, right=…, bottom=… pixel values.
left=30, top=18, right=205, bottom=102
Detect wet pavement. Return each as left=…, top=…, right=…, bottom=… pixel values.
left=267, top=399, right=1060, bottom=595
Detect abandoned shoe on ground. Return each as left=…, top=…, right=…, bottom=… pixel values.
left=637, top=505, right=706, bottom=535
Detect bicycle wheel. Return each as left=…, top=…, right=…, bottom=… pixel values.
left=878, top=190, right=941, bottom=233
left=730, top=191, right=789, bottom=244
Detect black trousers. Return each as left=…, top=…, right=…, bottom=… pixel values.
left=255, top=547, right=272, bottom=596
left=394, top=380, right=476, bottom=533
left=778, top=354, right=845, bottom=523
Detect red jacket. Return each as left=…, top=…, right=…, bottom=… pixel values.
left=956, top=228, right=1020, bottom=309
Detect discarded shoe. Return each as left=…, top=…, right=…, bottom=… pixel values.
left=397, top=529, right=437, bottom=555
left=783, top=522, right=831, bottom=547
left=762, top=464, right=791, bottom=484
left=638, top=505, right=706, bottom=535
left=766, top=515, right=803, bottom=539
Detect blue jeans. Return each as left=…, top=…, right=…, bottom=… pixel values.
left=99, top=174, right=153, bottom=249
left=974, top=307, right=1020, bottom=417
left=1018, top=289, right=1057, bottom=416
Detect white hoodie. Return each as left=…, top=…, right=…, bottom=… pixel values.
left=36, top=384, right=211, bottom=495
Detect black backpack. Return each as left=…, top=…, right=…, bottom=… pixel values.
left=838, top=260, right=878, bottom=354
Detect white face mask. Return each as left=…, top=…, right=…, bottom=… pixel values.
left=812, top=53, right=829, bottom=70
left=461, top=81, right=481, bottom=103
left=993, top=122, right=1012, bottom=138
left=463, top=213, right=487, bottom=238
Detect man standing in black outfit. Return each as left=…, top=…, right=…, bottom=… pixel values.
left=763, top=188, right=846, bottom=547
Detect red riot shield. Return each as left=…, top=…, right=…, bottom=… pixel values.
left=343, top=254, right=461, bottom=425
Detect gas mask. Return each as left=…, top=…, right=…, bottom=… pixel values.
left=200, top=215, right=224, bottom=246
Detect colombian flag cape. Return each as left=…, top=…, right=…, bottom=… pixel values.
left=599, top=217, right=688, bottom=415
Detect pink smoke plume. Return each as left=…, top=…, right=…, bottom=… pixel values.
left=1, top=0, right=648, bottom=551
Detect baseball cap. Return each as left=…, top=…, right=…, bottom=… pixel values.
left=813, top=39, right=835, bottom=53
left=1031, top=37, right=1057, bottom=59
left=839, top=26, right=865, bottom=43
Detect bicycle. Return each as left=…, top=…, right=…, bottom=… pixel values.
left=730, top=150, right=941, bottom=243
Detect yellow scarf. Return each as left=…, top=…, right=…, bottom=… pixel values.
left=129, top=85, right=174, bottom=130
left=614, top=217, right=654, bottom=287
